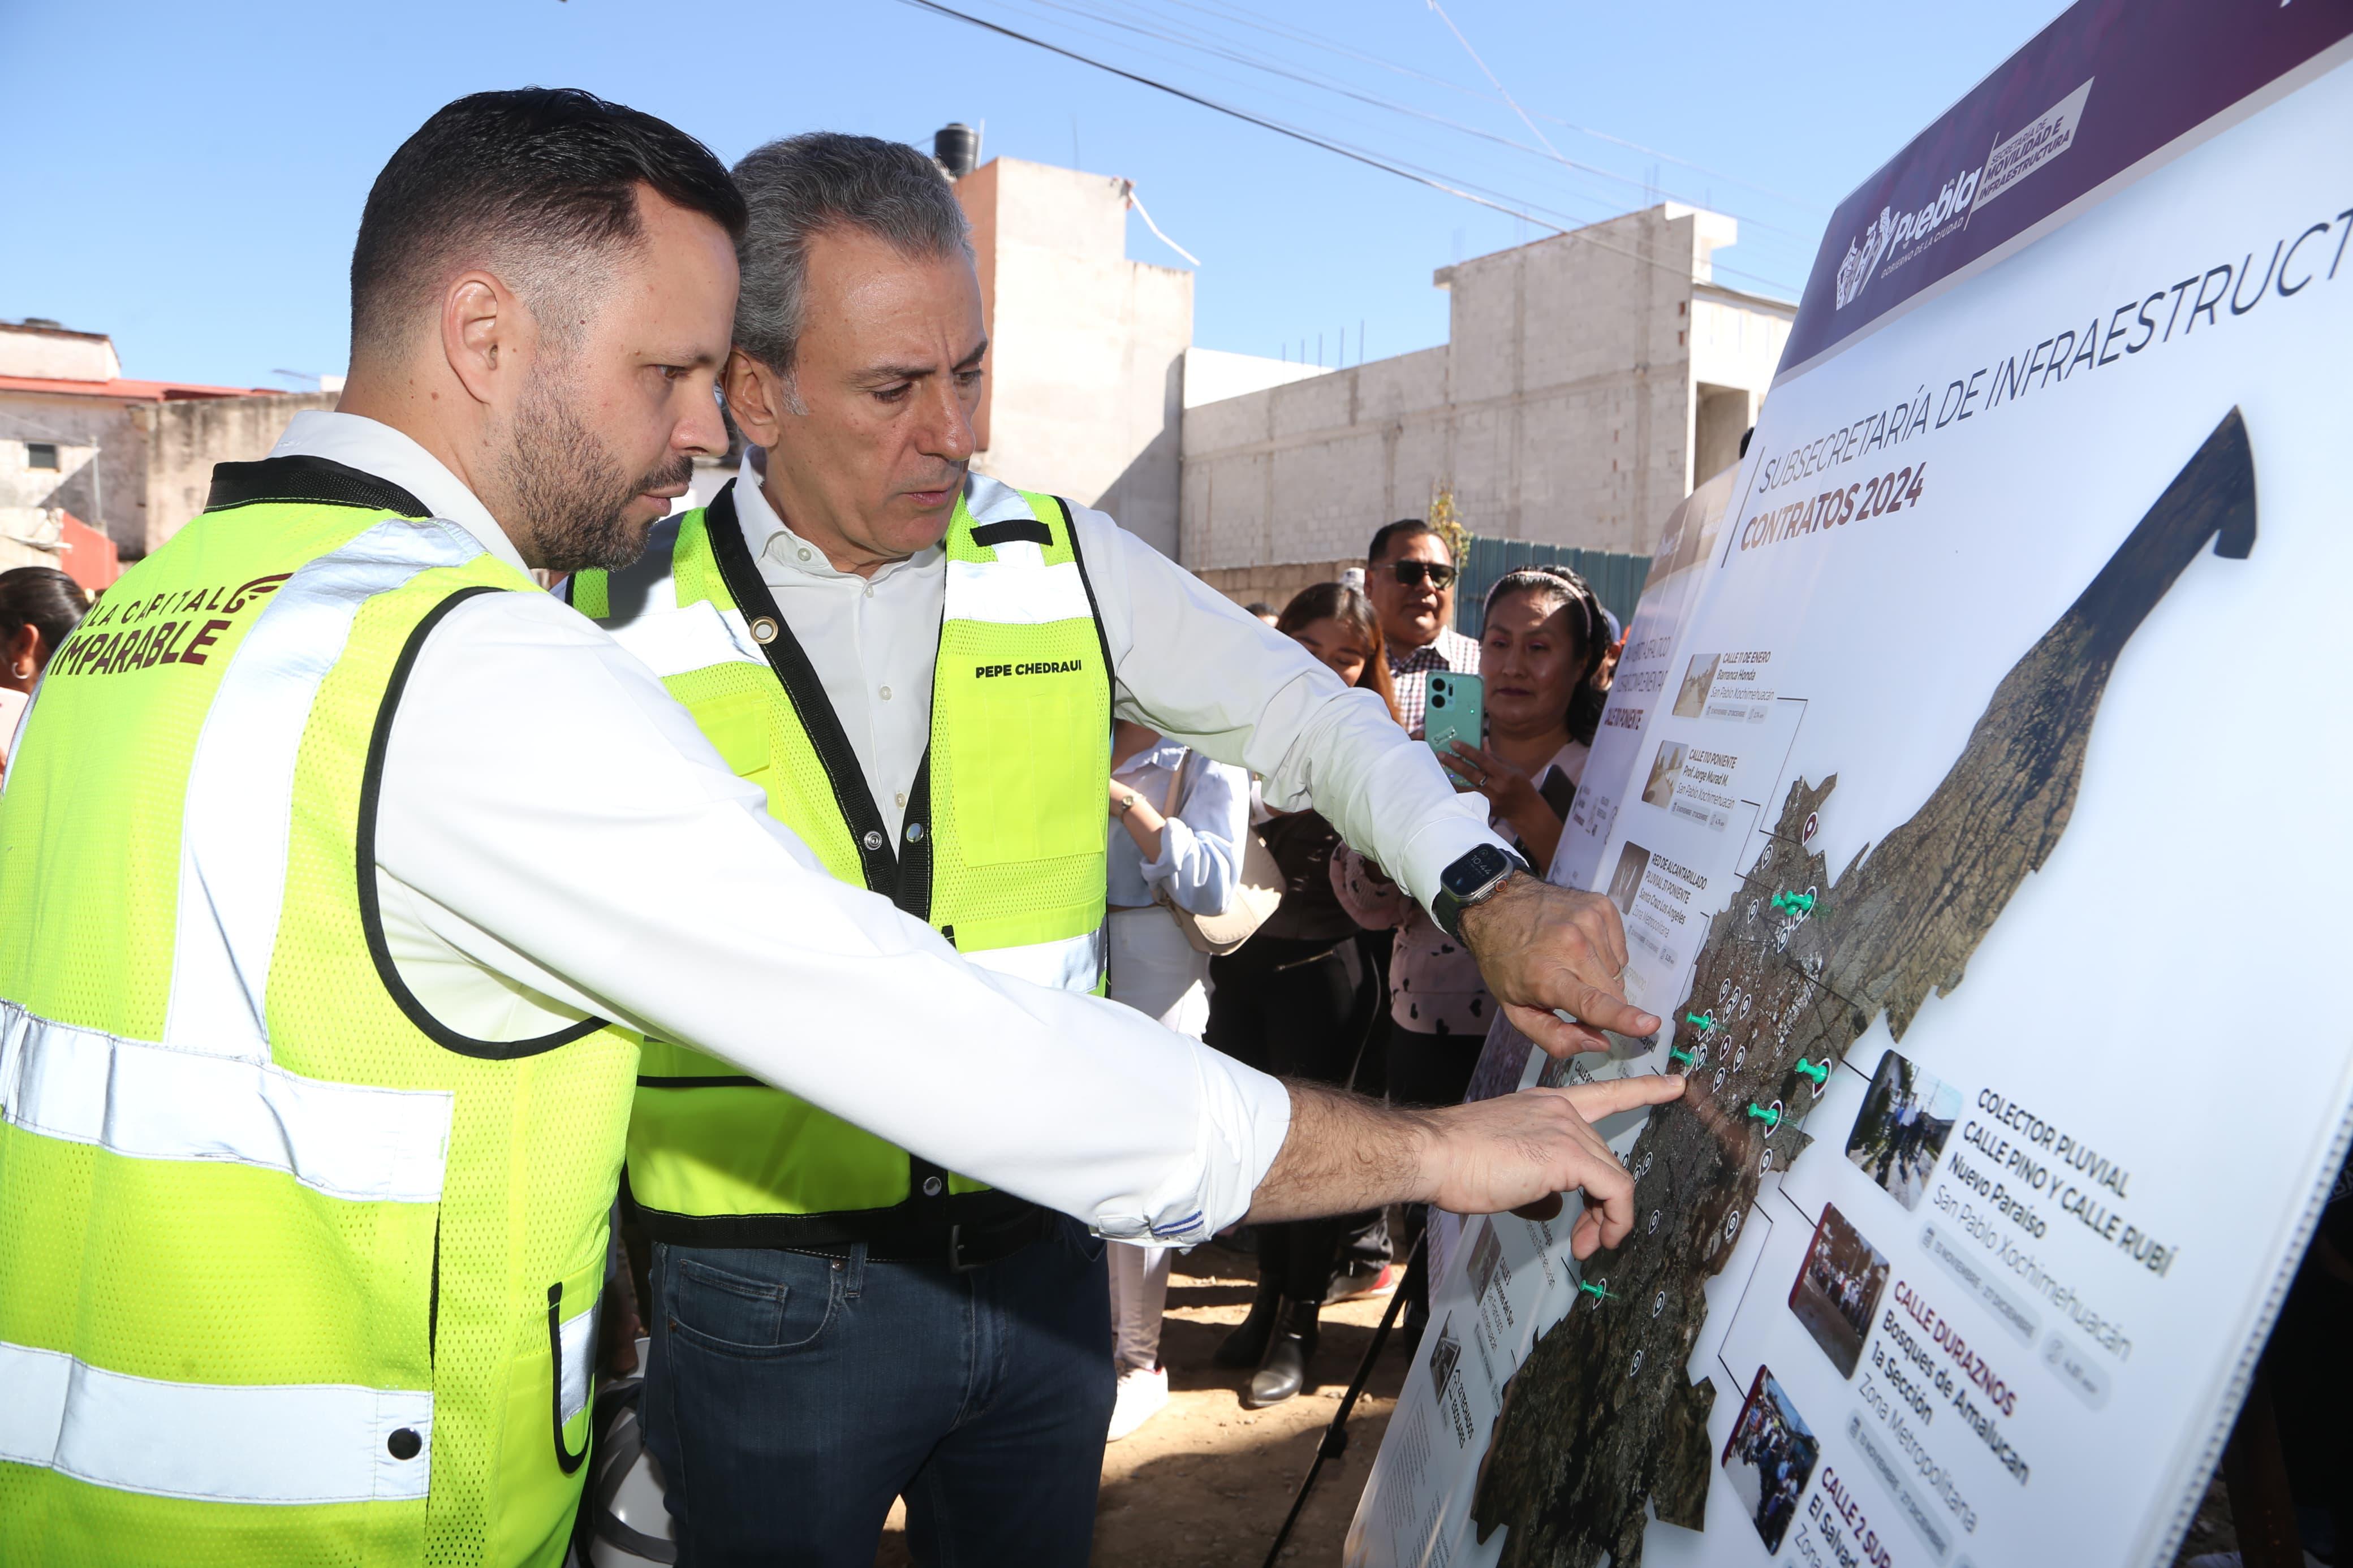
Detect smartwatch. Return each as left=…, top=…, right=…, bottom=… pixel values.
left=1429, top=843, right=1528, bottom=941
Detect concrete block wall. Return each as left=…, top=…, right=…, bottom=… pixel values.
left=134, top=392, right=338, bottom=555
left=1179, top=204, right=1794, bottom=574
left=1192, top=558, right=1362, bottom=615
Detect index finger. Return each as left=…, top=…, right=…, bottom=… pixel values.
left=1553, top=1073, right=1686, bottom=1120
left=1557, top=978, right=1662, bottom=1041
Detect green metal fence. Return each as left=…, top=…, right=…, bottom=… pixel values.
left=1454, top=535, right=1649, bottom=638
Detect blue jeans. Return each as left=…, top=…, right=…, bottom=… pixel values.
left=641, top=1224, right=1114, bottom=1567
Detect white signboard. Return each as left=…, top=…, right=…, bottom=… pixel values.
left=1352, top=6, right=2353, bottom=1566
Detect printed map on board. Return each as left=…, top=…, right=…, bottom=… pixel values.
left=1467, top=411, right=2256, bottom=1566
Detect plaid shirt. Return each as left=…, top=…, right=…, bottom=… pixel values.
left=1387, top=627, right=1482, bottom=733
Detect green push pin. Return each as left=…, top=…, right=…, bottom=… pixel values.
left=1745, top=1102, right=1782, bottom=1131
left=1794, top=1058, right=1829, bottom=1086
left=1669, top=1046, right=1696, bottom=1068
left=1578, top=1278, right=1615, bottom=1303
left=1684, top=1011, right=1716, bottom=1031
left=1773, top=891, right=1816, bottom=914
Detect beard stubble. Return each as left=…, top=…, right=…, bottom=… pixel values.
left=498, top=366, right=696, bottom=575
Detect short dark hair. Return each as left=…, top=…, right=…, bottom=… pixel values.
left=1243, top=601, right=1277, bottom=619
left=1368, top=518, right=1441, bottom=565
left=350, top=88, right=748, bottom=360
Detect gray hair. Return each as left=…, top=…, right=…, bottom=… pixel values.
left=729, top=132, right=974, bottom=381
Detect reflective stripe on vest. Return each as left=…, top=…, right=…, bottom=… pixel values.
left=964, top=927, right=1107, bottom=993
left=0, top=1341, right=436, bottom=1505
left=576, top=476, right=1109, bottom=1233
left=0, top=465, right=632, bottom=1565
left=163, top=517, right=482, bottom=1061
left=1, top=1002, right=453, bottom=1204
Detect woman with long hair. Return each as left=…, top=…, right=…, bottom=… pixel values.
left=1201, top=581, right=1391, bottom=1407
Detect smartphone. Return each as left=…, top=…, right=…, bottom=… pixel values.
left=1425, top=671, right=1484, bottom=787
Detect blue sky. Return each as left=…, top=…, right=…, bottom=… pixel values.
left=2, top=0, right=2064, bottom=389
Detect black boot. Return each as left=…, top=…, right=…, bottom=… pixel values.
left=1243, top=1299, right=1321, bottom=1408
left=1216, top=1273, right=1281, bottom=1368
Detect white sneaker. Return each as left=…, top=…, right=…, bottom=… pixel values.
left=1106, top=1365, right=1170, bottom=1442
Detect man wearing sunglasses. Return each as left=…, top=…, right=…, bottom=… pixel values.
left=1367, top=517, right=1481, bottom=732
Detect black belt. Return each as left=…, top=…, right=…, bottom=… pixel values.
left=628, top=1181, right=1051, bottom=1272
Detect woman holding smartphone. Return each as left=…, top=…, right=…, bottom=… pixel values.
left=1333, top=566, right=1610, bottom=1318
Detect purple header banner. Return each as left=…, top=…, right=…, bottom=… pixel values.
left=1779, top=0, right=2353, bottom=375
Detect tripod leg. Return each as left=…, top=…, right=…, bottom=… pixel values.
left=1260, top=1236, right=1429, bottom=1568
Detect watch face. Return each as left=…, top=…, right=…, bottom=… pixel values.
left=1443, top=844, right=1512, bottom=898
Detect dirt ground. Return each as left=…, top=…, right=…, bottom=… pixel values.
left=877, top=1245, right=1410, bottom=1567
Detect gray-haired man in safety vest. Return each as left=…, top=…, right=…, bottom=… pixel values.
left=573, top=132, right=1673, bottom=1567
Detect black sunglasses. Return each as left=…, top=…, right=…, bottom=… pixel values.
left=1386, top=560, right=1458, bottom=589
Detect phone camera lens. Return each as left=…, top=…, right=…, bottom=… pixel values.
left=1432, top=692, right=1446, bottom=707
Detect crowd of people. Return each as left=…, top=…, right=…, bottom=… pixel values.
left=1100, top=521, right=1628, bottom=1439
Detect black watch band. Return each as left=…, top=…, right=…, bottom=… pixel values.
left=1430, top=844, right=1528, bottom=941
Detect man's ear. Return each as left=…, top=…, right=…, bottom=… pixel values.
left=442, top=270, right=523, bottom=409
left=723, top=349, right=791, bottom=448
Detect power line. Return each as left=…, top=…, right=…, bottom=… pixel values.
left=892, top=0, right=1570, bottom=233
left=1082, top=0, right=1828, bottom=216
left=1423, top=0, right=1563, bottom=162
left=893, top=0, right=1802, bottom=297
left=959, top=0, right=1817, bottom=266
left=1023, top=0, right=1804, bottom=238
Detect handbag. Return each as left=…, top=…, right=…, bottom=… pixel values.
left=1149, top=749, right=1283, bottom=956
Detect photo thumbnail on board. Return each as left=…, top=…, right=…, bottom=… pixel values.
left=1607, top=840, right=1653, bottom=916
left=1846, top=1051, right=1962, bottom=1211
left=1720, top=1367, right=1819, bottom=1554
left=1673, top=653, right=1720, bottom=718
left=1787, top=1203, right=1890, bottom=1379
left=1642, top=741, right=1687, bottom=807
left=1428, top=1315, right=1463, bottom=1402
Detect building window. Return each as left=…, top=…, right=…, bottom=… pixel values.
left=25, top=443, right=59, bottom=470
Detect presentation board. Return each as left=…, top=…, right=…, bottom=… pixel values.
left=1349, top=5, right=2353, bottom=1566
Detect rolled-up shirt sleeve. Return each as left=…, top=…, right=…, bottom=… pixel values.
left=1079, top=511, right=1510, bottom=908
left=1136, top=757, right=1248, bottom=916
left=373, top=590, right=1290, bottom=1243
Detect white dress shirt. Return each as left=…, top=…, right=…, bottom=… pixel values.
left=269, top=412, right=1288, bottom=1245
left=730, top=461, right=1502, bottom=902
left=1107, top=740, right=1249, bottom=914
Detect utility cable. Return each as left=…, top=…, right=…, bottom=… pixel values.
left=952, top=0, right=1815, bottom=283
left=893, top=0, right=1575, bottom=235
left=1030, top=0, right=1814, bottom=242
left=1424, top=0, right=1564, bottom=161
left=895, top=0, right=1802, bottom=296
left=1081, top=0, right=1828, bottom=214
left=1123, top=182, right=1200, bottom=265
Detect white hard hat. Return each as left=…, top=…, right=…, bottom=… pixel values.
left=575, top=1341, right=677, bottom=1567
